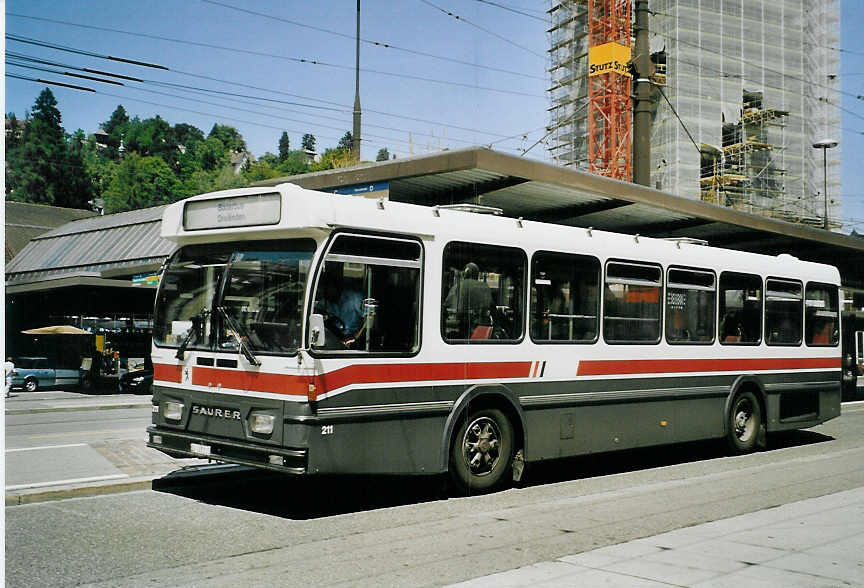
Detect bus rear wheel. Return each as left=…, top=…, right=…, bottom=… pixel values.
left=727, top=390, right=761, bottom=453
left=450, top=408, right=514, bottom=493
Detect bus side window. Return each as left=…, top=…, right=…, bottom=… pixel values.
left=765, top=278, right=803, bottom=346
left=603, top=261, right=662, bottom=344
left=665, top=267, right=715, bottom=344
left=719, top=272, right=762, bottom=345
left=530, top=251, right=599, bottom=343
left=442, top=242, right=526, bottom=343
left=805, top=282, right=839, bottom=347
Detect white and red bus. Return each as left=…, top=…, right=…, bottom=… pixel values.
left=147, top=184, right=842, bottom=491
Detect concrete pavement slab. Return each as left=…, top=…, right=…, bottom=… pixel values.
left=445, top=487, right=864, bottom=588
left=5, top=443, right=127, bottom=489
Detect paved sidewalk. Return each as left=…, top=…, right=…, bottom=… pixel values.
left=3, top=389, right=152, bottom=415
left=446, top=487, right=864, bottom=587
left=5, top=389, right=212, bottom=505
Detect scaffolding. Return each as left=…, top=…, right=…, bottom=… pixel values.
left=547, top=1, right=590, bottom=169
left=549, top=0, right=842, bottom=229
left=700, top=92, right=796, bottom=221
left=649, top=0, right=841, bottom=228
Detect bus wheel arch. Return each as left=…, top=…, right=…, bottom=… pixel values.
left=443, top=385, right=526, bottom=492
left=725, top=377, right=766, bottom=453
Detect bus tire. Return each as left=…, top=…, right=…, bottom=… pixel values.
left=449, top=407, right=514, bottom=493
left=24, top=377, right=38, bottom=393
left=727, top=390, right=761, bottom=453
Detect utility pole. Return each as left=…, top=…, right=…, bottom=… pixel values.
left=352, top=0, right=362, bottom=163
left=632, top=0, right=653, bottom=186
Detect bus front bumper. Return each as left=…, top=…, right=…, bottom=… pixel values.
left=147, top=427, right=308, bottom=474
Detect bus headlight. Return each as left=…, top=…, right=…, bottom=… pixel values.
left=162, top=401, right=184, bottom=421
left=249, top=412, right=275, bottom=435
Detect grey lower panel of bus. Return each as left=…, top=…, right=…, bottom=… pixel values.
left=147, top=371, right=840, bottom=476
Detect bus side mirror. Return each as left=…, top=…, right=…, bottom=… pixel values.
left=310, top=313, right=325, bottom=347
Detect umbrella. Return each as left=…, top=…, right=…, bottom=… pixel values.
left=21, top=325, right=92, bottom=335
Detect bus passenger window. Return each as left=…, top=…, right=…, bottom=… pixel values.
left=719, top=272, right=762, bottom=344
left=805, top=283, right=839, bottom=346
left=665, top=268, right=715, bottom=344
left=530, top=251, right=599, bottom=343
left=442, top=242, right=526, bottom=343
left=603, top=261, right=662, bottom=344
left=311, top=234, right=422, bottom=354
left=765, top=279, right=803, bottom=346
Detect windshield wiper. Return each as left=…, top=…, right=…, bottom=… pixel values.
left=175, top=309, right=209, bottom=360
left=216, top=306, right=261, bottom=367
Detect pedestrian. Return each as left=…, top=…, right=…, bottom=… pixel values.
left=5, top=356, right=16, bottom=398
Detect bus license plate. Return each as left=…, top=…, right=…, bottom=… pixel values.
left=190, top=443, right=211, bottom=456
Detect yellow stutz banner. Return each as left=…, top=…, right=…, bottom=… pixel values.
left=588, top=42, right=632, bottom=77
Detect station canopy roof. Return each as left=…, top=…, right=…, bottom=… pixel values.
left=6, top=147, right=864, bottom=293
left=5, top=204, right=173, bottom=293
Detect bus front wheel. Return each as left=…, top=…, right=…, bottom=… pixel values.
left=727, top=390, right=762, bottom=453
left=450, top=408, right=514, bottom=493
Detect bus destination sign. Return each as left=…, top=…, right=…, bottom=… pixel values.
left=184, top=193, right=282, bottom=230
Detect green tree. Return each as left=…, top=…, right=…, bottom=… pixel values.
left=195, top=137, right=230, bottom=171
left=301, top=133, right=316, bottom=152
left=208, top=124, right=246, bottom=153
left=376, top=147, right=390, bottom=162
left=60, top=129, right=96, bottom=208
left=278, top=132, right=291, bottom=161
left=6, top=88, right=69, bottom=205
left=124, top=115, right=172, bottom=160
left=312, top=148, right=352, bottom=171
left=171, top=123, right=204, bottom=149
left=243, top=159, right=283, bottom=182
left=337, top=131, right=353, bottom=152
left=277, top=150, right=312, bottom=175
left=103, top=153, right=181, bottom=213
left=101, top=104, right=129, bottom=160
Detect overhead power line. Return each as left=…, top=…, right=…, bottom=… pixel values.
left=6, top=33, right=167, bottom=70
left=6, top=36, right=522, bottom=140
left=6, top=19, right=543, bottom=99
left=653, top=31, right=862, bottom=103
left=418, top=0, right=546, bottom=59
left=201, top=0, right=546, bottom=81
left=470, top=0, right=547, bottom=22
left=6, top=72, right=95, bottom=93
left=7, top=60, right=124, bottom=86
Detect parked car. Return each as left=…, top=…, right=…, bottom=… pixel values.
left=12, top=356, right=83, bottom=392
left=118, top=361, right=153, bottom=395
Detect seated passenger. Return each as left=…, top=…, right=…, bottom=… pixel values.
left=445, top=262, right=493, bottom=338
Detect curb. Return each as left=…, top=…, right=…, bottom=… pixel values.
left=6, top=402, right=152, bottom=415
left=5, top=464, right=248, bottom=506
left=6, top=478, right=155, bottom=506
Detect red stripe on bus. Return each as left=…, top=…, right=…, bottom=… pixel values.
left=191, top=366, right=308, bottom=396
left=155, top=361, right=533, bottom=396
left=154, top=363, right=182, bottom=383
left=577, top=357, right=840, bottom=376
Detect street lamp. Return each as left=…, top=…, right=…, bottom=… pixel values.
left=812, top=139, right=838, bottom=230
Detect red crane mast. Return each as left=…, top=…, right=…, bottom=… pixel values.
left=587, top=0, right=633, bottom=181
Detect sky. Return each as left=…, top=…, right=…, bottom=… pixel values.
left=3, top=1, right=863, bottom=234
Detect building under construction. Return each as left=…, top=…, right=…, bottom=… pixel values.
left=547, top=0, right=842, bottom=228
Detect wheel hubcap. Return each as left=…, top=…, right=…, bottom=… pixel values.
left=734, top=399, right=755, bottom=442
left=462, top=417, right=501, bottom=476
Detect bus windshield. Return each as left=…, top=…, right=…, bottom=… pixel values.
left=153, top=239, right=316, bottom=355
